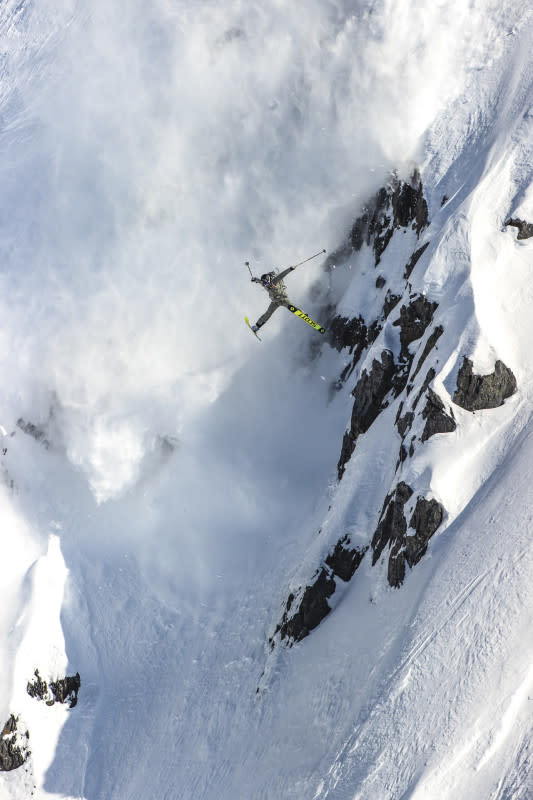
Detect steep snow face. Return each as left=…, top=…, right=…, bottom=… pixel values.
left=0, top=1, right=533, bottom=799
left=0, top=0, right=523, bottom=500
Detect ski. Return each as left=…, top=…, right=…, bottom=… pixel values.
left=244, top=316, right=261, bottom=340
left=287, top=305, right=325, bottom=334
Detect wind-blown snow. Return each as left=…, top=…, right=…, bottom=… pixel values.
left=0, top=0, right=532, bottom=798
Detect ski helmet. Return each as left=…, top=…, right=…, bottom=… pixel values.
left=261, top=272, right=274, bottom=285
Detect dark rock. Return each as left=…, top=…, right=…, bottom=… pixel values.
left=412, top=368, right=436, bottom=411
left=453, top=358, right=517, bottom=412
left=421, top=389, right=456, bottom=442
left=391, top=171, right=429, bottom=235
left=275, top=536, right=368, bottom=645
left=367, top=320, right=382, bottom=344
left=350, top=186, right=392, bottom=264
left=373, top=218, right=394, bottom=265
left=0, top=716, right=29, bottom=772
left=277, top=568, right=336, bottom=643
left=410, top=325, right=443, bottom=382
left=390, top=497, right=444, bottom=586
left=26, top=670, right=49, bottom=703
left=505, top=217, right=533, bottom=240
left=350, top=350, right=396, bottom=437
left=393, top=295, right=438, bottom=360
left=370, top=481, right=444, bottom=587
left=382, top=295, right=438, bottom=399
left=337, top=297, right=438, bottom=478
left=383, top=290, right=401, bottom=318
left=27, top=669, right=81, bottom=709
left=50, top=674, right=81, bottom=708
left=441, top=195, right=449, bottom=206
left=396, top=411, right=414, bottom=438
left=403, top=241, right=430, bottom=280
left=387, top=541, right=407, bottom=587
left=371, top=482, right=413, bottom=565
left=373, top=486, right=444, bottom=588
left=348, top=171, right=429, bottom=266
left=405, top=497, right=444, bottom=568
left=325, top=536, right=368, bottom=582
left=327, top=314, right=383, bottom=390
left=350, top=204, right=373, bottom=252
left=328, top=314, right=367, bottom=355
left=337, top=432, right=356, bottom=480
left=338, top=350, right=396, bottom=479
left=397, top=443, right=408, bottom=467
left=376, top=275, right=387, bottom=289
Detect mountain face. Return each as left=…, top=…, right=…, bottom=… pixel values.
left=268, top=170, right=519, bottom=647
left=1, top=2, right=533, bottom=799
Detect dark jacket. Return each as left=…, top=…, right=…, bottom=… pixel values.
left=253, top=267, right=294, bottom=305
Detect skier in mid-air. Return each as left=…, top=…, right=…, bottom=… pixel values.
left=244, top=249, right=326, bottom=337
left=249, top=268, right=296, bottom=332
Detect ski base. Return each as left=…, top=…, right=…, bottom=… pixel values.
left=288, top=305, right=325, bottom=334
left=244, top=316, right=261, bottom=340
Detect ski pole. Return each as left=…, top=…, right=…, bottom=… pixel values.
left=290, top=248, right=326, bottom=269
left=244, top=261, right=254, bottom=279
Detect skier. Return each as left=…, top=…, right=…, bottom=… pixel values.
left=244, top=250, right=326, bottom=338
left=249, top=267, right=296, bottom=332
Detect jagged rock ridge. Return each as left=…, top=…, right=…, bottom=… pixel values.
left=27, top=669, right=81, bottom=709
left=324, top=173, right=431, bottom=389
left=337, top=292, right=439, bottom=480
left=271, top=170, right=520, bottom=649
left=349, top=170, right=429, bottom=264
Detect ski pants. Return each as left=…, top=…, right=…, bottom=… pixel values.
left=256, top=300, right=290, bottom=329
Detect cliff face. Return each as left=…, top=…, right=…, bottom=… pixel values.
left=269, top=170, right=518, bottom=648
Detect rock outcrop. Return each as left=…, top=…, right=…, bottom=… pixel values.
left=327, top=315, right=381, bottom=364
left=388, top=496, right=444, bottom=587
left=349, top=170, right=429, bottom=265
left=27, top=669, right=81, bottom=709
left=0, top=716, right=30, bottom=772
left=371, top=482, right=413, bottom=566
left=390, top=295, right=439, bottom=397
left=325, top=536, right=368, bottom=582
left=271, top=173, right=455, bottom=649
left=337, top=350, right=395, bottom=478
left=371, top=483, right=444, bottom=587
left=393, top=295, right=439, bottom=362
left=505, top=217, right=533, bottom=239
left=275, top=568, right=336, bottom=644
left=404, top=241, right=430, bottom=279
left=409, top=325, right=443, bottom=385
left=325, top=172, right=432, bottom=395
left=453, top=358, right=517, bottom=411
left=421, top=389, right=456, bottom=441
left=273, top=537, right=368, bottom=645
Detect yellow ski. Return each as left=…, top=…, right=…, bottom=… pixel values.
left=244, top=316, right=262, bottom=340
left=288, top=305, right=325, bottom=334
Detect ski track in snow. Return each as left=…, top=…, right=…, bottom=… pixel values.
left=0, top=1, right=533, bottom=799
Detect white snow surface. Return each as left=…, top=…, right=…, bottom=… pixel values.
left=0, top=0, right=532, bottom=798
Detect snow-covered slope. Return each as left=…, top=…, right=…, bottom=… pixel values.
left=0, top=1, right=533, bottom=798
